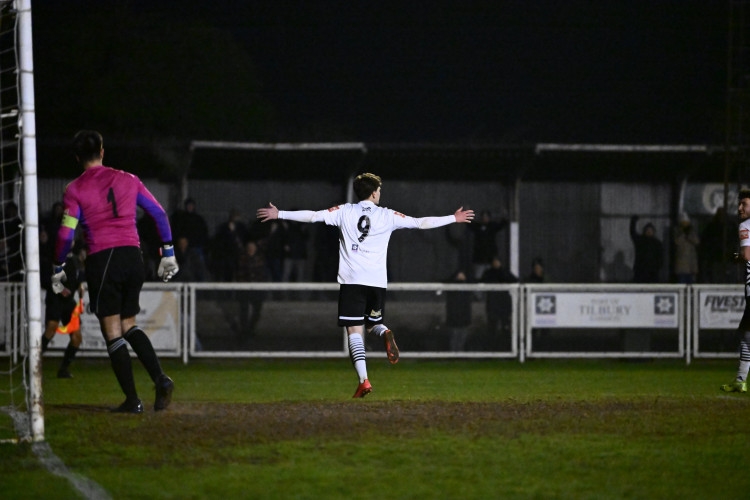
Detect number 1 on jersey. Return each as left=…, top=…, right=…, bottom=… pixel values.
left=107, top=187, right=119, bottom=217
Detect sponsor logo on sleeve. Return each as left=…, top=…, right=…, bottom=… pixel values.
left=394, top=211, right=406, bottom=218
left=741, top=229, right=749, bottom=240
left=327, top=206, right=340, bottom=212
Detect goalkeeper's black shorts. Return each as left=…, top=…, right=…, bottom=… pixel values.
left=86, top=246, right=144, bottom=319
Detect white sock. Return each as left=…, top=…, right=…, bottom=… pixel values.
left=738, top=337, right=750, bottom=382
left=738, top=361, right=750, bottom=382
left=370, top=324, right=388, bottom=337
left=348, top=333, right=368, bottom=383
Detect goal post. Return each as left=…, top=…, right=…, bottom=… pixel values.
left=18, top=0, right=43, bottom=442
left=183, top=140, right=368, bottom=204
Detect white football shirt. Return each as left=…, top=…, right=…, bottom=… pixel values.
left=279, top=200, right=455, bottom=288
left=740, top=218, right=750, bottom=298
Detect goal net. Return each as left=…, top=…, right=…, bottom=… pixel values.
left=0, top=0, right=43, bottom=443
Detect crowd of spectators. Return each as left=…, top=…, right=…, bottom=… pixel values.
left=30, top=199, right=744, bottom=288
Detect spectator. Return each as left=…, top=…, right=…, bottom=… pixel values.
left=445, top=270, right=473, bottom=351
left=41, top=201, right=64, bottom=239
left=170, top=198, right=209, bottom=259
left=235, top=240, right=271, bottom=338
left=263, top=220, right=286, bottom=282
left=699, top=207, right=735, bottom=283
left=281, top=220, right=309, bottom=283
left=673, top=213, right=700, bottom=284
left=210, top=209, right=247, bottom=281
left=39, top=226, right=54, bottom=289
left=173, top=236, right=209, bottom=282
left=468, top=210, right=507, bottom=280
left=481, top=256, right=518, bottom=340
left=137, top=211, right=161, bottom=281
left=446, top=220, right=473, bottom=275
left=630, top=215, right=663, bottom=283
left=526, top=257, right=545, bottom=283
left=313, top=223, right=339, bottom=283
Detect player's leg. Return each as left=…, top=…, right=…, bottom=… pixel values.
left=100, top=314, right=142, bottom=412
left=116, top=246, right=174, bottom=410
left=41, top=292, right=62, bottom=352
left=365, top=287, right=398, bottom=364
left=121, top=317, right=174, bottom=411
left=722, top=328, right=750, bottom=393
left=339, top=285, right=371, bottom=398
left=347, top=325, right=371, bottom=398
left=55, top=297, right=80, bottom=378
left=41, top=320, right=57, bottom=352
left=88, top=248, right=142, bottom=413
left=57, top=328, right=82, bottom=379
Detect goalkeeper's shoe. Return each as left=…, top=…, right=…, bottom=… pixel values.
left=720, top=380, right=747, bottom=393
left=383, top=329, right=399, bottom=364
left=352, top=379, right=372, bottom=399
left=112, top=398, right=144, bottom=414
left=154, top=374, right=174, bottom=411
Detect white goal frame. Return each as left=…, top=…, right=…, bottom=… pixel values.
left=17, top=0, right=43, bottom=441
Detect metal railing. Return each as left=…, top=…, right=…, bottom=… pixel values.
left=2, top=282, right=744, bottom=364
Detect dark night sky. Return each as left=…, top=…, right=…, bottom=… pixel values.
left=217, top=1, right=728, bottom=144
left=30, top=1, right=728, bottom=175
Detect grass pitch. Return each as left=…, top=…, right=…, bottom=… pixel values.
left=2, top=357, right=750, bottom=499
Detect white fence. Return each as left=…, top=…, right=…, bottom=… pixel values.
left=2, top=283, right=744, bottom=364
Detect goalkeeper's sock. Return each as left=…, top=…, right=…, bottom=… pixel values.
left=124, top=326, right=164, bottom=383
left=106, top=337, right=138, bottom=402
left=370, top=324, right=387, bottom=338
left=348, top=333, right=368, bottom=383
left=41, top=334, right=50, bottom=352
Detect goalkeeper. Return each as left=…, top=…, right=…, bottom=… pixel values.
left=52, top=130, right=178, bottom=413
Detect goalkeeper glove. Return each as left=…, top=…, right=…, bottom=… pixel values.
left=51, top=264, right=67, bottom=294
left=157, top=244, right=179, bottom=282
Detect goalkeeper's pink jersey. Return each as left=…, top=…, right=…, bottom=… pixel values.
left=55, top=165, right=172, bottom=262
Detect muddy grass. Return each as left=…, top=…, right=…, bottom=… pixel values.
left=48, top=397, right=747, bottom=449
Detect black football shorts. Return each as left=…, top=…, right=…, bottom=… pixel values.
left=337, top=284, right=386, bottom=327
left=85, top=246, right=144, bottom=319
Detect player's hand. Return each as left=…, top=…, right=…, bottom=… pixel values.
left=257, top=203, right=279, bottom=222
left=454, top=207, right=475, bottom=224
left=158, top=256, right=179, bottom=282
left=51, top=265, right=67, bottom=294
left=157, top=244, right=179, bottom=282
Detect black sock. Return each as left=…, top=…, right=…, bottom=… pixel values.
left=59, top=343, right=79, bottom=371
left=106, top=337, right=138, bottom=401
left=41, top=335, right=50, bottom=352
left=123, top=326, right=164, bottom=382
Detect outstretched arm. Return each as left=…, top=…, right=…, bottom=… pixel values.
left=256, top=203, right=279, bottom=222
left=454, top=207, right=474, bottom=224
left=257, top=203, right=325, bottom=223
left=410, top=207, right=475, bottom=230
